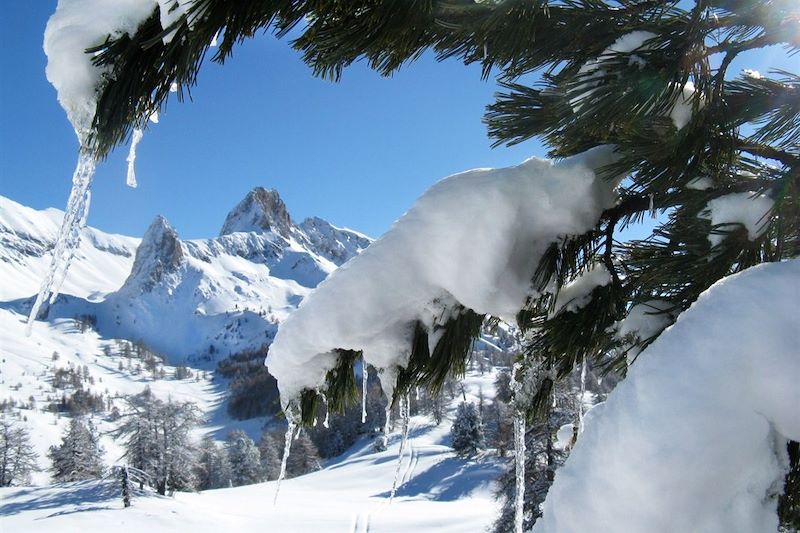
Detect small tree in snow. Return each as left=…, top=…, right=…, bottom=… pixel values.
left=48, top=417, right=105, bottom=482
left=195, top=436, right=231, bottom=490
left=451, top=402, right=485, bottom=457
left=0, top=418, right=38, bottom=486
left=116, top=389, right=201, bottom=495
left=284, top=431, right=321, bottom=479
left=258, top=431, right=282, bottom=481
left=225, top=430, right=262, bottom=487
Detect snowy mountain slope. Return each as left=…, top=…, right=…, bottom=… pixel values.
left=0, top=368, right=506, bottom=533
left=1, top=189, right=371, bottom=362
left=0, top=195, right=138, bottom=302
left=0, top=190, right=373, bottom=484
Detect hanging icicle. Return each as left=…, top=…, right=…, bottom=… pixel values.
left=578, top=360, right=587, bottom=434
left=510, top=362, right=527, bottom=533
left=26, top=148, right=96, bottom=335
left=273, top=407, right=298, bottom=505
left=126, top=128, right=144, bottom=188
left=390, top=393, right=411, bottom=501
left=320, top=391, right=330, bottom=429
left=361, top=356, right=368, bottom=424
left=513, top=413, right=526, bottom=533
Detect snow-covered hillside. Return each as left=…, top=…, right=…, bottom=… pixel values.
left=2, top=188, right=370, bottom=360
left=0, top=415, right=504, bottom=532
left=0, top=190, right=371, bottom=480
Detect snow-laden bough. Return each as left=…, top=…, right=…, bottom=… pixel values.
left=532, top=259, right=800, bottom=533
left=266, top=145, right=623, bottom=411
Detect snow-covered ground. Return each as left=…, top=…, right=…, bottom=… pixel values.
left=1, top=369, right=506, bottom=533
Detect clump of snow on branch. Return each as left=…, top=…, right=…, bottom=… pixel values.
left=687, top=176, right=713, bottom=190
left=552, top=263, right=612, bottom=315
left=267, top=146, right=622, bottom=408
left=700, top=192, right=774, bottom=248
left=44, top=0, right=156, bottom=140
left=533, top=259, right=800, bottom=533
left=35, top=0, right=164, bottom=330
left=615, top=299, right=676, bottom=364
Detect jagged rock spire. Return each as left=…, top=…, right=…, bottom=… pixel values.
left=123, top=215, right=183, bottom=291
left=220, top=188, right=293, bottom=237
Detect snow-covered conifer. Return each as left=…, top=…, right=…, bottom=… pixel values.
left=225, top=430, right=262, bottom=487
left=195, top=436, right=231, bottom=490
left=48, top=417, right=104, bottom=482
left=258, top=431, right=282, bottom=481
left=284, top=431, right=321, bottom=479
left=116, top=389, right=201, bottom=495
left=0, top=418, right=38, bottom=486
left=451, top=402, right=485, bottom=457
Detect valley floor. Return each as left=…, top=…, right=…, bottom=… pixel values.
left=0, top=414, right=504, bottom=533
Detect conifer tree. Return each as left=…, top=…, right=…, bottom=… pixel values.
left=116, top=389, right=202, bottom=495
left=48, top=417, right=105, bottom=482
left=451, top=402, right=485, bottom=457
left=0, top=418, right=38, bottom=486
left=258, top=431, right=282, bottom=482
left=225, top=430, right=263, bottom=487
left=195, top=436, right=232, bottom=490
left=79, top=0, right=798, bottom=412
left=284, top=431, right=321, bottom=479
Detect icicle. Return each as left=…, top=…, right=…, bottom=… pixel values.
left=273, top=407, right=297, bottom=505
left=320, top=391, right=330, bottom=429
left=513, top=413, right=526, bottom=533
left=389, top=393, right=411, bottom=501
left=361, top=356, right=368, bottom=424
left=511, top=362, right=526, bottom=533
left=578, top=360, right=587, bottom=433
left=210, top=30, right=219, bottom=47
left=26, top=149, right=96, bottom=335
left=649, top=192, right=656, bottom=218
left=126, top=128, right=144, bottom=189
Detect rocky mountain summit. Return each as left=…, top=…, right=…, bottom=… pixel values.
left=0, top=188, right=371, bottom=360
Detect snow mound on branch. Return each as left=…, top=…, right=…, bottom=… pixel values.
left=44, top=0, right=156, bottom=137
left=267, top=146, right=621, bottom=406
left=533, top=259, right=800, bottom=533
left=552, top=263, right=612, bottom=315
left=700, top=192, right=774, bottom=248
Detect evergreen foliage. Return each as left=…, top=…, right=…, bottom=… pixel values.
left=66, top=1, right=799, bottom=524
left=493, top=371, right=580, bottom=533
left=257, top=431, right=283, bottom=481
left=0, top=417, right=38, bottom=486
left=80, top=3, right=799, bottom=461
left=195, top=436, right=232, bottom=490
left=48, top=417, right=105, bottom=482
left=451, top=401, right=485, bottom=457
left=115, top=388, right=202, bottom=495
left=225, top=430, right=263, bottom=487
left=284, top=431, right=321, bottom=479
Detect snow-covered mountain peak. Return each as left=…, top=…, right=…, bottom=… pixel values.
left=220, top=187, right=293, bottom=237
left=298, top=216, right=372, bottom=267
left=122, top=215, right=184, bottom=292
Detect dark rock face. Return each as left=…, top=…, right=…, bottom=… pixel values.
left=219, top=187, right=293, bottom=238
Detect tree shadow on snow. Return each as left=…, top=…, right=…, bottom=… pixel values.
left=373, top=456, right=503, bottom=502
left=0, top=480, right=125, bottom=517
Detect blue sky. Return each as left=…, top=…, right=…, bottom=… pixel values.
left=0, top=2, right=540, bottom=240
left=1, top=3, right=797, bottom=241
